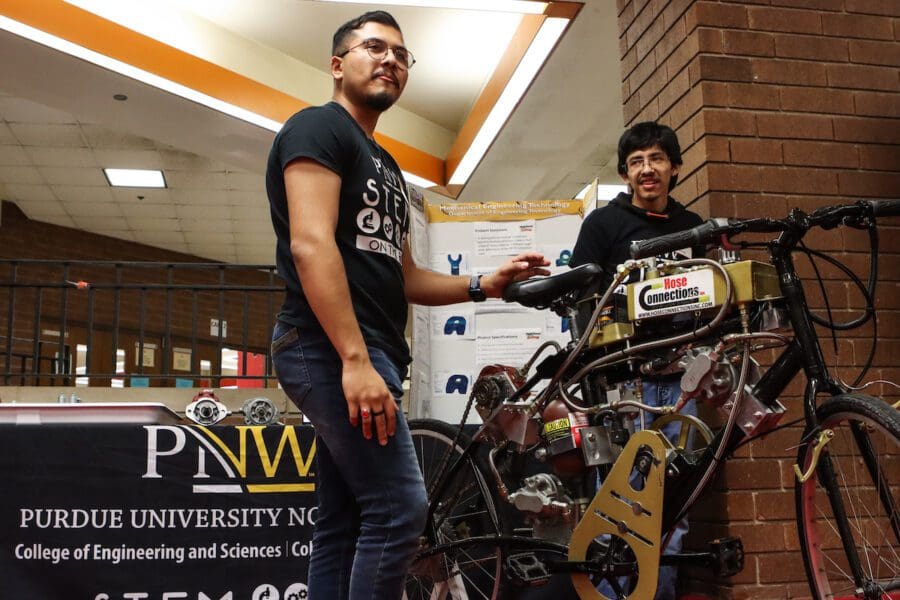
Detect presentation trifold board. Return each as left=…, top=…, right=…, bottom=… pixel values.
left=407, top=190, right=585, bottom=424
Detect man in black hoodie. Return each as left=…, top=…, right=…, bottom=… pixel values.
left=570, top=121, right=702, bottom=600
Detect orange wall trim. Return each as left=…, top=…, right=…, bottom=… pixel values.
left=0, top=0, right=446, bottom=185
left=444, top=13, right=545, bottom=183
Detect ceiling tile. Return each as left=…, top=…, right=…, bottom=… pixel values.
left=119, top=202, right=177, bottom=218
left=68, top=202, right=124, bottom=217
left=0, top=123, right=17, bottom=144
left=9, top=123, right=86, bottom=147
left=159, top=147, right=227, bottom=171
left=181, top=218, right=234, bottom=233
left=0, top=96, right=76, bottom=124
left=93, top=148, right=164, bottom=170
left=235, top=219, right=274, bottom=233
left=225, top=171, right=264, bottom=191
left=34, top=214, right=76, bottom=228
left=133, top=231, right=186, bottom=245
left=73, top=215, right=130, bottom=231
left=17, top=199, right=68, bottom=217
left=0, top=145, right=31, bottom=166
left=51, top=185, right=114, bottom=203
left=234, top=241, right=276, bottom=256
left=3, top=183, right=57, bottom=202
left=110, top=187, right=171, bottom=203
left=80, top=124, right=157, bottom=150
left=125, top=216, right=181, bottom=232
left=236, top=249, right=274, bottom=265
left=39, top=166, right=107, bottom=186
left=224, top=190, right=265, bottom=206
left=231, top=204, right=270, bottom=219
left=164, top=170, right=229, bottom=190
left=0, top=165, right=43, bottom=184
left=174, top=204, right=218, bottom=219
left=170, top=189, right=226, bottom=205
left=26, top=146, right=98, bottom=168
left=187, top=232, right=234, bottom=245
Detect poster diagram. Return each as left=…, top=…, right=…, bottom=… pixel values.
left=411, top=198, right=584, bottom=422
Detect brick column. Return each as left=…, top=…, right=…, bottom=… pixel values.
left=617, top=1, right=899, bottom=597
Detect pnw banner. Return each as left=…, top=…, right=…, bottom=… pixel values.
left=0, top=424, right=318, bottom=599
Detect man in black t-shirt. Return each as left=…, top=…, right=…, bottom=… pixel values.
left=266, top=11, right=549, bottom=599
left=570, top=122, right=702, bottom=600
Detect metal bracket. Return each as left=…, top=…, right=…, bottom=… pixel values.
left=793, top=429, right=835, bottom=483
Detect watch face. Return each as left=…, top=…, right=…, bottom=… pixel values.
left=469, top=275, right=486, bottom=302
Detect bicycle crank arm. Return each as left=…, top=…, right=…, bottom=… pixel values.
left=657, top=537, right=745, bottom=577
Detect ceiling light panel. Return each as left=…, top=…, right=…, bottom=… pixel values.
left=103, top=168, right=167, bottom=188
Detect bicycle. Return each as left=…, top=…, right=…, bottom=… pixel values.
left=403, top=199, right=900, bottom=600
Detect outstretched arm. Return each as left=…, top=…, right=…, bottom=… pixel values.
left=402, top=241, right=550, bottom=305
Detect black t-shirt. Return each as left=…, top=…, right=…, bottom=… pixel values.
left=266, top=102, right=411, bottom=366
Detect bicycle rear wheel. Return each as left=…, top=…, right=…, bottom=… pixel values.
left=795, top=394, right=900, bottom=599
left=404, top=419, right=506, bottom=600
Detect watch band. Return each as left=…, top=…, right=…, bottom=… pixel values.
left=468, top=274, right=487, bottom=302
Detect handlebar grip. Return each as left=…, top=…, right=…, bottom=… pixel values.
left=869, top=199, right=900, bottom=218
left=629, top=218, right=732, bottom=259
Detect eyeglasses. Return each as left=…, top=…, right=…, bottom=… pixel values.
left=625, top=152, right=670, bottom=171
left=338, top=38, right=416, bottom=70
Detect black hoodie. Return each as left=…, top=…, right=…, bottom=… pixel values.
left=570, top=192, right=704, bottom=292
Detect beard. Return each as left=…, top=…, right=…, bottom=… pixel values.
left=364, top=90, right=397, bottom=112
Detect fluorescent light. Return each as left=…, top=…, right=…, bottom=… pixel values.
left=403, top=170, right=439, bottom=189
left=103, top=168, right=167, bottom=188
left=448, top=17, right=567, bottom=186
left=0, top=15, right=283, bottom=132
left=318, top=0, right=547, bottom=14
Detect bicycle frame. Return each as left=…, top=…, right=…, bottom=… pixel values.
left=417, top=201, right=900, bottom=598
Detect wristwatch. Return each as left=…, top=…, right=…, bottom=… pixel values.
left=468, top=274, right=487, bottom=302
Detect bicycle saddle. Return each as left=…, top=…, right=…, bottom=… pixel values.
left=502, top=263, right=602, bottom=308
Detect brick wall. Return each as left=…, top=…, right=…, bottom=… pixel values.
left=0, top=201, right=283, bottom=385
left=618, top=0, right=898, bottom=597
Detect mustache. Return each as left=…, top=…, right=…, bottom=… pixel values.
left=373, top=70, right=399, bottom=85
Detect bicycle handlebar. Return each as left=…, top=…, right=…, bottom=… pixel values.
left=629, top=218, right=737, bottom=260
left=870, top=198, right=900, bottom=217
left=630, top=200, right=899, bottom=260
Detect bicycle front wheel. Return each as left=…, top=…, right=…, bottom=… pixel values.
left=404, top=419, right=506, bottom=600
left=796, top=394, right=900, bottom=599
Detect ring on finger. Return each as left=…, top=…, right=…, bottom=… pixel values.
left=371, top=409, right=385, bottom=417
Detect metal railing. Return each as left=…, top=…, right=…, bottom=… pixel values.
left=0, top=260, right=285, bottom=387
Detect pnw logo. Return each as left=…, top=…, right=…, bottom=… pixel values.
left=143, top=425, right=316, bottom=494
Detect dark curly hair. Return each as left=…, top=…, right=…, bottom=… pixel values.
left=617, top=121, right=683, bottom=188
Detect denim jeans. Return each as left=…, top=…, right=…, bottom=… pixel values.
left=597, top=377, right=696, bottom=600
left=640, top=377, right=695, bottom=600
left=271, top=321, right=428, bottom=600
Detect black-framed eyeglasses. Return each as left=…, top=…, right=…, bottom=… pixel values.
left=338, top=38, right=416, bottom=70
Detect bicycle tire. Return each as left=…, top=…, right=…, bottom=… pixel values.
left=404, top=418, right=507, bottom=600
left=795, top=394, right=900, bottom=599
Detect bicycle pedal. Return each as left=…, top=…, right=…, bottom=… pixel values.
left=709, top=537, right=744, bottom=577
left=505, top=552, right=551, bottom=586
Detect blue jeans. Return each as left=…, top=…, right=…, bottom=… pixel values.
left=271, top=322, right=428, bottom=600
left=597, top=377, right=696, bottom=600
left=641, top=378, right=695, bottom=600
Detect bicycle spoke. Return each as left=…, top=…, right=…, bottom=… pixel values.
left=797, top=396, right=900, bottom=600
